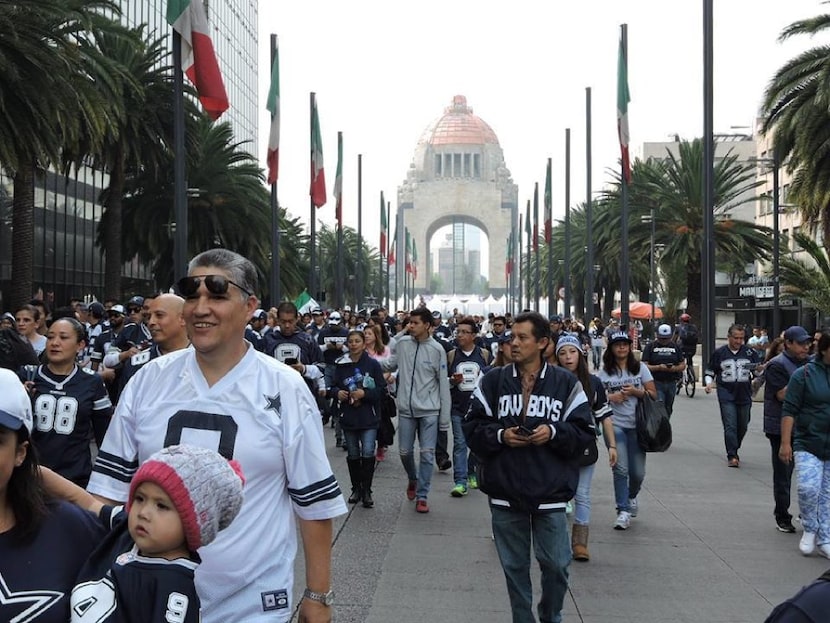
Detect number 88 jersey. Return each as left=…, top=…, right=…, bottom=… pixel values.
left=21, top=364, right=113, bottom=486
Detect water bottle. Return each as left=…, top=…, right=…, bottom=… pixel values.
left=352, top=368, right=363, bottom=390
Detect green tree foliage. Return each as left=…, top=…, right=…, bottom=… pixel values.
left=777, top=231, right=830, bottom=317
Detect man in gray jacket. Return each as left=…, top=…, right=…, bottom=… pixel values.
left=383, top=307, right=451, bottom=513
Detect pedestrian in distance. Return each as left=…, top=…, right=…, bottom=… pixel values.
left=597, top=330, right=657, bottom=530
left=641, top=323, right=685, bottom=417
left=763, top=326, right=812, bottom=534
left=555, top=334, right=617, bottom=561
left=463, top=311, right=594, bottom=623
left=704, top=323, right=761, bottom=468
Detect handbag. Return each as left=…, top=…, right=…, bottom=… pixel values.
left=577, top=439, right=599, bottom=466
left=636, top=393, right=672, bottom=452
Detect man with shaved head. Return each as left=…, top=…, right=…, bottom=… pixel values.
left=113, top=293, right=189, bottom=403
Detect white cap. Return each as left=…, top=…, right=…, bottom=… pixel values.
left=657, top=324, right=672, bottom=337
left=0, top=369, right=33, bottom=434
left=328, top=311, right=342, bottom=325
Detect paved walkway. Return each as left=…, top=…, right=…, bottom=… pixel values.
left=293, top=386, right=829, bottom=622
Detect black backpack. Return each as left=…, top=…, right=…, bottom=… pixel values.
left=679, top=324, right=698, bottom=345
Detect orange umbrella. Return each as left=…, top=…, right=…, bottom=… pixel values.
left=611, top=302, right=663, bottom=320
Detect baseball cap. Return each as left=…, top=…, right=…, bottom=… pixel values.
left=555, top=334, right=582, bottom=355
left=784, top=326, right=812, bottom=344
left=88, top=302, right=105, bottom=318
left=498, top=332, right=513, bottom=344
left=657, top=324, right=672, bottom=338
left=252, top=309, right=267, bottom=321
left=328, top=311, right=342, bottom=325
left=432, top=310, right=442, bottom=319
left=311, top=307, right=323, bottom=315
left=127, top=296, right=144, bottom=309
left=549, top=315, right=563, bottom=323
left=108, top=304, right=126, bottom=316
left=0, top=368, right=34, bottom=435
left=608, top=331, right=633, bottom=345
left=77, top=303, right=90, bottom=312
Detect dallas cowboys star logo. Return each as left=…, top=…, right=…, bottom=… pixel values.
left=265, top=393, right=282, bottom=417
left=0, top=571, right=63, bottom=623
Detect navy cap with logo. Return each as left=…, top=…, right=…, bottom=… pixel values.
left=549, top=315, right=563, bottom=323
left=608, top=331, right=633, bottom=345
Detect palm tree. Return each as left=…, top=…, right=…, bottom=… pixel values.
left=106, top=117, right=305, bottom=297
left=316, top=224, right=380, bottom=308
left=777, top=231, right=830, bottom=317
left=761, top=10, right=830, bottom=252
left=0, top=0, right=122, bottom=310
left=92, top=25, right=178, bottom=301
left=603, top=139, right=772, bottom=324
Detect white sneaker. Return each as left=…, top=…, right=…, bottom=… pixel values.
left=629, top=498, right=638, bottom=517
left=800, top=532, right=816, bottom=556
left=818, top=543, right=830, bottom=559
left=614, top=511, right=631, bottom=530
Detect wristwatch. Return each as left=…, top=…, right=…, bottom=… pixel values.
left=302, top=588, right=334, bottom=606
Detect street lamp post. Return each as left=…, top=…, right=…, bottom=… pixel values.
left=772, top=150, right=781, bottom=339
left=641, top=209, right=657, bottom=326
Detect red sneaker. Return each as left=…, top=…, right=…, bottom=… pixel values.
left=415, top=499, right=430, bottom=513
left=406, top=480, right=417, bottom=501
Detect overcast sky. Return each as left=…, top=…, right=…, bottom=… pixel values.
left=255, top=0, right=819, bottom=274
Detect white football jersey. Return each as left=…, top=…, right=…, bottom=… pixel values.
left=88, top=346, right=347, bottom=622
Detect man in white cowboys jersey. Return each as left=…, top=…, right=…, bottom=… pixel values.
left=87, top=249, right=347, bottom=623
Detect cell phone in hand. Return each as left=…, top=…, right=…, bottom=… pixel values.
left=284, top=358, right=299, bottom=365
left=517, top=425, right=535, bottom=436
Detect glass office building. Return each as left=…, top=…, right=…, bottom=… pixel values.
left=0, top=1, right=259, bottom=311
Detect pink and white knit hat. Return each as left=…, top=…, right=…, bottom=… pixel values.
left=128, top=445, right=245, bottom=551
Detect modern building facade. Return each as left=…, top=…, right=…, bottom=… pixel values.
left=0, top=1, right=259, bottom=310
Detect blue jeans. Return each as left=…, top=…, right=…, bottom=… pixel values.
left=398, top=414, right=438, bottom=500
left=612, top=425, right=646, bottom=512
left=591, top=345, right=602, bottom=370
left=451, top=410, right=468, bottom=485
left=491, top=507, right=569, bottom=623
left=573, top=462, right=596, bottom=526
left=718, top=401, right=751, bottom=459
left=344, top=428, right=377, bottom=460
left=654, top=380, right=678, bottom=417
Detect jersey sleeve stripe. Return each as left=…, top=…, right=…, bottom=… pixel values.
left=92, top=451, right=139, bottom=483
left=471, top=385, right=492, bottom=417
left=288, top=475, right=343, bottom=507
left=561, top=383, right=589, bottom=421
left=94, top=396, right=113, bottom=410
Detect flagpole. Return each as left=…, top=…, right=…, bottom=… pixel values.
left=703, top=2, right=716, bottom=366
left=525, top=201, right=531, bottom=311
left=518, top=214, right=523, bottom=312
left=385, top=201, right=391, bottom=310
left=356, top=154, right=363, bottom=309
left=378, top=191, right=384, bottom=312
left=617, top=28, right=630, bottom=331
left=533, top=183, right=540, bottom=310
left=565, top=128, right=572, bottom=319
left=545, top=158, right=553, bottom=317
left=309, top=92, right=317, bottom=301
left=172, top=30, right=187, bottom=283
left=269, top=34, right=280, bottom=305
left=585, top=87, right=594, bottom=321
left=335, top=132, right=344, bottom=309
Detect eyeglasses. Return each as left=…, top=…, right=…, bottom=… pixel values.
left=176, top=274, right=253, bottom=298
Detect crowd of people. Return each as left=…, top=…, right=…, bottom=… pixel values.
left=1, top=262, right=829, bottom=622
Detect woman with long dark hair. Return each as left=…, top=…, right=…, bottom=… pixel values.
left=597, top=331, right=656, bottom=530
left=555, top=335, right=617, bottom=561
left=20, top=318, right=112, bottom=487
left=0, top=368, right=102, bottom=623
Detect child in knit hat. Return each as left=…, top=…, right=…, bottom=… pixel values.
left=43, top=444, right=244, bottom=623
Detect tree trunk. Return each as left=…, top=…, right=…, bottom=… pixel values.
left=685, top=268, right=702, bottom=335
left=11, top=163, right=35, bottom=312
left=104, top=152, right=124, bottom=301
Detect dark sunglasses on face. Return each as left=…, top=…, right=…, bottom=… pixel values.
left=127, top=307, right=141, bottom=314
left=176, top=274, right=253, bottom=298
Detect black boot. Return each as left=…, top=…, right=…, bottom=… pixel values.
left=346, top=458, right=362, bottom=504
left=361, top=457, right=376, bottom=508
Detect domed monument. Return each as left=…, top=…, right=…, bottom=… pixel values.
left=397, top=95, right=518, bottom=297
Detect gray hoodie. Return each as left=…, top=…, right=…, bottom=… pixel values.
left=383, top=333, right=451, bottom=429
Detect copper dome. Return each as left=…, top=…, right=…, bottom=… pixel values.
left=419, top=95, right=499, bottom=146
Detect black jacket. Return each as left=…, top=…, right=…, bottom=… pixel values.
left=463, top=362, right=595, bottom=512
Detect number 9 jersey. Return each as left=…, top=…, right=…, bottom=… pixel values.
left=19, top=364, right=112, bottom=487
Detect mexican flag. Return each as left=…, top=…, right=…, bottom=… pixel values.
left=412, top=239, right=418, bottom=280
left=266, top=38, right=280, bottom=184
left=380, top=192, right=387, bottom=258
left=544, top=159, right=552, bottom=244
left=388, top=226, right=396, bottom=266
left=167, top=0, right=228, bottom=120
left=617, top=27, right=632, bottom=184
left=334, top=132, right=343, bottom=226
left=310, top=95, right=326, bottom=208
left=405, top=230, right=412, bottom=274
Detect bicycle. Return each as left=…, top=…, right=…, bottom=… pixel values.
left=675, top=365, right=696, bottom=397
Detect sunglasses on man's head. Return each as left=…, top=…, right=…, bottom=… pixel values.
left=176, top=274, right=253, bottom=298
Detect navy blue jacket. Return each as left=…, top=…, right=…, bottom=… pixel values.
left=329, top=351, right=385, bottom=431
